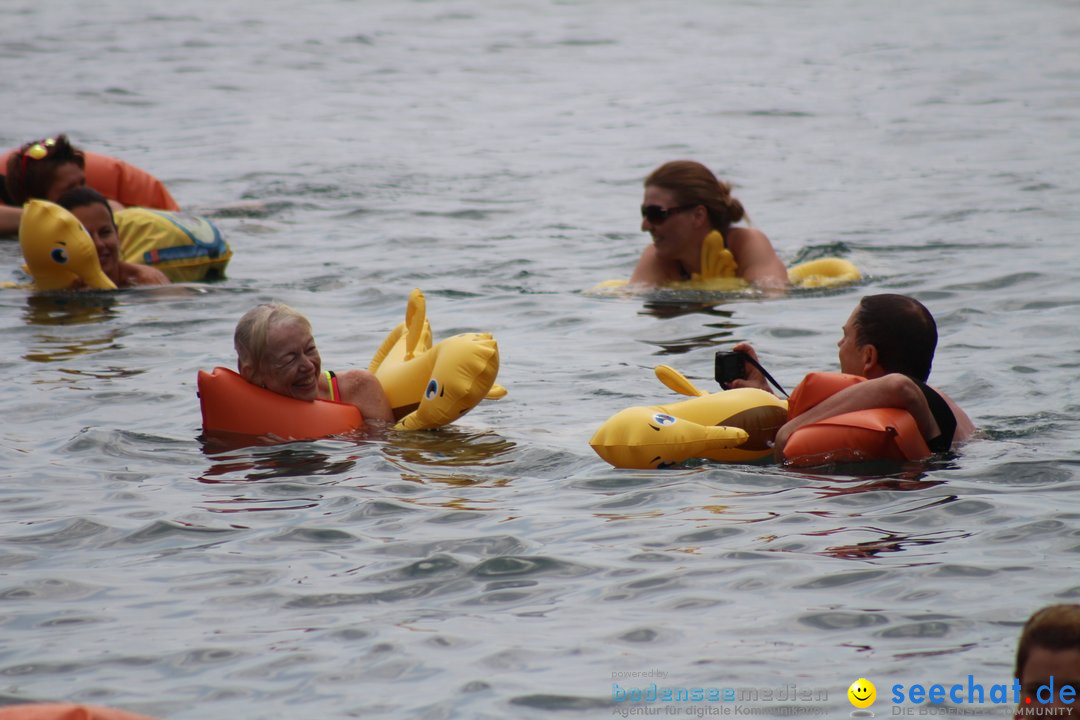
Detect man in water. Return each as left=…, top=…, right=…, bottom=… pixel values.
left=732, top=294, right=974, bottom=455
left=1013, top=604, right=1080, bottom=718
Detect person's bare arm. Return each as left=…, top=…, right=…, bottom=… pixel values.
left=774, top=373, right=940, bottom=456
left=0, top=206, right=21, bottom=236
left=728, top=227, right=787, bottom=289
left=337, top=370, right=395, bottom=423
left=121, top=262, right=170, bottom=286
left=629, top=244, right=674, bottom=286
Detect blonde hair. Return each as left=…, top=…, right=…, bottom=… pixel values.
left=234, top=303, right=311, bottom=373
left=645, top=160, right=748, bottom=231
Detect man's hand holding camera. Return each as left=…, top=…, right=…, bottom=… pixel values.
left=723, top=343, right=774, bottom=394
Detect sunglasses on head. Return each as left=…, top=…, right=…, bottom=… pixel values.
left=640, top=204, right=697, bottom=224
left=20, top=137, right=59, bottom=173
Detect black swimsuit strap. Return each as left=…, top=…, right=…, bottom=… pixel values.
left=914, top=380, right=957, bottom=453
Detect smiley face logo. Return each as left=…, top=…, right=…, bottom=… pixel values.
left=848, top=678, right=876, bottom=708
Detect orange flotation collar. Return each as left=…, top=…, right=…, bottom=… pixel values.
left=781, top=372, right=932, bottom=466
left=198, top=367, right=362, bottom=440
left=1, top=149, right=179, bottom=211
left=0, top=704, right=157, bottom=720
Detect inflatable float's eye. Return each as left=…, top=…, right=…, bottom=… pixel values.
left=652, top=413, right=677, bottom=426
left=51, top=247, right=69, bottom=264
left=425, top=379, right=439, bottom=400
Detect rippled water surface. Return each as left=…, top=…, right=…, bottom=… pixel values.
left=3, top=1, right=1079, bottom=718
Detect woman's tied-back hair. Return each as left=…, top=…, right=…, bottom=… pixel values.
left=854, top=294, right=938, bottom=382
left=645, top=160, right=747, bottom=231
left=1014, top=604, right=1080, bottom=679
left=56, top=186, right=115, bottom=227
left=5, top=134, right=85, bottom=205
left=234, top=304, right=312, bottom=374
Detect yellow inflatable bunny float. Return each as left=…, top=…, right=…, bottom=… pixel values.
left=590, top=365, right=787, bottom=469
left=5, top=200, right=116, bottom=290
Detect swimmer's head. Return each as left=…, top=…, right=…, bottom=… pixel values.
left=6, top=134, right=86, bottom=205
left=645, top=160, right=746, bottom=232
left=57, top=187, right=120, bottom=285
left=851, top=294, right=937, bottom=382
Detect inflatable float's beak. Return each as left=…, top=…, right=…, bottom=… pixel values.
left=19, top=200, right=117, bottom=291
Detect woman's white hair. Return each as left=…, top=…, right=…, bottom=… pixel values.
left=234, top=303, right=311, bottom=373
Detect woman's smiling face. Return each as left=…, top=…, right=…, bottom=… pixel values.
left=69, top=202, right=121, bottom=284
left=257, top=320, right=322, bottom=401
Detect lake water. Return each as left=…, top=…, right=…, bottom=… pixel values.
left=2, top=1, right=1079, bottom=718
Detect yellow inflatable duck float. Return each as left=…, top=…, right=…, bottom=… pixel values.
left=6, top=200, right=116, bottom=290
left=370, top=288, right=506, bottom=430
left=590, top=365, right=788, bottom=469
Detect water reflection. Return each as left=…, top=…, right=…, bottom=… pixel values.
left=22, top=292, right=119, bottom=326
left=22, top=293, right=125, bottom=362
left=637, top=304, right=740, bottom=355
left=198, top=442, right=361, bottom=483
left=638, top=300, right=737, bottom=320
left=643, top=325, right=739, bottom=355
left=199, top=428, right=517, bottom=488
left=818, top=528, right=971, bottom=560
left=381, top=429, right=517, bottom=478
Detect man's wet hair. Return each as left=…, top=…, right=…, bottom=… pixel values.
left=854, top=294, right=937, bottom=382
left=56, top=186, right=115, bottom=227
left=1014, top=604, right=1080, bottom=679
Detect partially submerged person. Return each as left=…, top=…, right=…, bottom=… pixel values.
left=1014, top=604, right=1080, bottom=718
left=630, top=160, right=788, bottom=289
left=234, top=304, right=395, bottom=423
left=731, top=293, right=975, bottom=456
left=1, top=135, right=87, bottom=235
left=2, top=133, right=180, bottom=237
left=56, top=187, right=169, bottom=288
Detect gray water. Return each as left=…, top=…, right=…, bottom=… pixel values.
left=2, top=1, right=1079, bottom=718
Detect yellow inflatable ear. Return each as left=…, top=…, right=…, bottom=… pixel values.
left=590, top=378, right=789, bottom=468
left=369, top=289, right=502, bottom=430
left=654, top=365, right=708, bottom=397
left=19, top=200, right=116, bottom=290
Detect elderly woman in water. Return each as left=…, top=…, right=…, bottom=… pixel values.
left=233, top=304, right=395, bottom=423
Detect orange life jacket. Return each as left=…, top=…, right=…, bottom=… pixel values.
left=781, top=372, right=932, bottom=466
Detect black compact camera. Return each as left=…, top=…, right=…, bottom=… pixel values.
left=714, top=350, right=748, bottom=387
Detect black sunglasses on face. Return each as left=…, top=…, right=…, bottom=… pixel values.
left=640, top=204, right=696, bottom=224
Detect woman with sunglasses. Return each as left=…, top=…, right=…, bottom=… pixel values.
left=630, top=160, right=788, bottom=289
